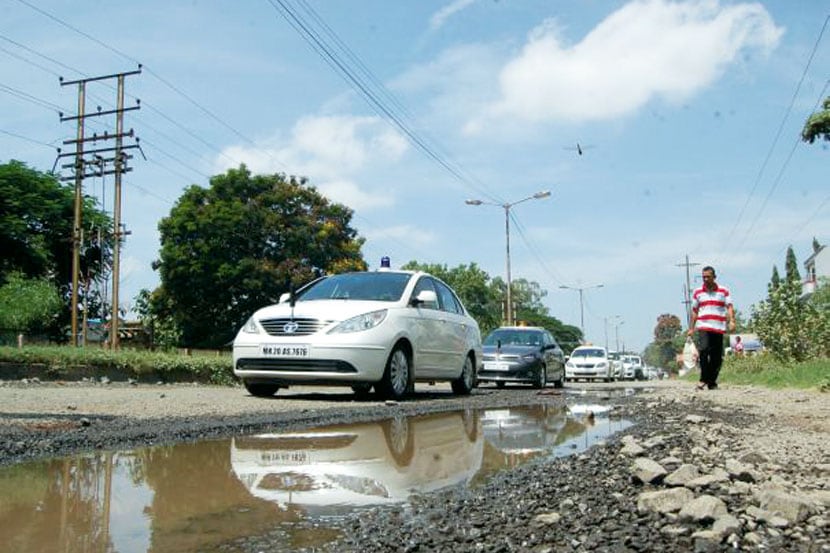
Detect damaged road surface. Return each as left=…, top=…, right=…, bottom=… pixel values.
left=0, top=380, right=827, bottom=552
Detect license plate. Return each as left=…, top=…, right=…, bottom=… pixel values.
left=484, top=362, right=510, bottom=371
left=261, top=344, right=310, bottom=357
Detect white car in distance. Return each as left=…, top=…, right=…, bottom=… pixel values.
left=233, top=268, right=483, bottom=400
left=565, top=346, right=613, bottom=382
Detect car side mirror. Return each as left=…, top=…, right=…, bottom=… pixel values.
left=410, top=289, right=437, bottom=307
left=278, top=292, right=291, bottom=303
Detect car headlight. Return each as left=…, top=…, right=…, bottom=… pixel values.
left=522, top=353, right=539, bottom=362
left=566, top=361, right=574, bottom=368
left=241, top=316, right=260, bottom=334
left=329, top=309, right=387, bottom=334
left=597, top=362, right=607, bottom=368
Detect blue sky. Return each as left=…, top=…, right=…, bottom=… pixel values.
left=2, top=0, right=828, bottom=352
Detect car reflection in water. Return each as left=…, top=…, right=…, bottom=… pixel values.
left=480, top=403, right=632, bottom=468
left=231, top=410, right=484, bottom=515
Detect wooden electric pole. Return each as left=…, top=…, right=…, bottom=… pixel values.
left=59, top=66, right=142, bottom=347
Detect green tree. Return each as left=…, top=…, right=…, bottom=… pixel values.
left=0, top=273, right=63, bottom=336
left=0, top=161, right=113, bottom=337
left=646, top=313, right=683, bottom=370
left=785, top=245, right=801, bottom=284
left=802, top=97, right=830, bottom=143
left=769, top=265, right=781, bottom=293
left=152, top=166, right=366, bottom=348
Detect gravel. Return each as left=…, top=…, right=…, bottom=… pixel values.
left=1, top=378, right=827, bottom=552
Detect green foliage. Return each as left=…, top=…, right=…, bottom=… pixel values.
left=0, top=161, right=114, bottom=336
left=752, top=275, right=829, bottom=361
left=644, top=313, right=683, bottom=370
left=720, top=353, right=830, bottom=390
left=0, top=273, right=62, bottom=333
left=802, top=97, right=830, bottom=143
left=152, top=165, right=366, bottom=348
left=785, top=246, right=801, bottom=284
left=0, top=345, right=235, bottom=385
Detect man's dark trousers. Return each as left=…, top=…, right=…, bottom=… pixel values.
left=698, top=331, right=724, bottom=388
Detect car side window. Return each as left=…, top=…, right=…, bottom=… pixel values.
left=434, top=280, right=462, bottom=314
left=411, top=277, right=438, bottom=310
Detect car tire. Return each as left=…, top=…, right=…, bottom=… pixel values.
left=496, top=381, right=506, bottom=389
left=451, top=354, right=476, bottom=395
left=462, top=408, right=480, bottom=441
left=533, top=365, right=546, bottom=389
left=243, top=382, right=280, bottom=397
left=377, top=345, right=410, bottom=400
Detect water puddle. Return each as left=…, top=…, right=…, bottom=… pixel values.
left=0, top=402, right=631, bottom=552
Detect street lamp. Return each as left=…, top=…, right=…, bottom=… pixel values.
left=559, top=283, right=604, bottom=340
left=615, top=320, right=625, bottom=353
left=465, top=190, right=551, bottom=325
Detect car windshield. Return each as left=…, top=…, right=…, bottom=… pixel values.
left=571, top=348, right=604, bottom=358
left=298, top=272, right=411, bottom=302
left=483, top=329, right=543, bottom=347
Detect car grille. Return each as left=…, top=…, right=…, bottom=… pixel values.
left=483, top=353, right=521, bottom=362
left=259, top=318, right=333, bottom=336
left=573, top=363, right=598, bottom=368
left=236, top=358, right=357, bottom=373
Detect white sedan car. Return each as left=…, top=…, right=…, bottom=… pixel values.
left=233, top=269, right=482, bottom=399
left=565, top=346, right=613, bottom=382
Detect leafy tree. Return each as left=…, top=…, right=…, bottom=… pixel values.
left=785, top=246, right=801, bottom=284
left=0, top=161, right=113, bottom=338
left=0, top=273, right=62, bottom=335
left=802, top=97, right=830, bottom=143
left=134, top=288, right=181, bottom=350
left=768, top=265, right=781, bottom=293
left=152, top=166, right=366, bottom=348
left=646, top=313, right=683, bottom=370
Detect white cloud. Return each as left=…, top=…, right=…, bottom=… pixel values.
left=469, top=0, right=783, bottom=129
left=214, top=114, right=408, bottom=211
left=365, top=224, right=436, bottom=247
left=430, top=0, right=478, bottom=31
left=317, top=179, right=394, bottom=211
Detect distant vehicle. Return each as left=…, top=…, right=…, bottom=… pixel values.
left=565, top=346, right=613, bottom=382
left=233, top=267, right=482, bottom=400
left=619, top=354, right=644, bottom=380
left=608, top=351, right=623, bottom=379
left=479, top=326, right=565, bottom=389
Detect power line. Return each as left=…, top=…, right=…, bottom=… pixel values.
left=714, top=14, right=830, bottom=265
left=267, top=0, right=501, bottom=204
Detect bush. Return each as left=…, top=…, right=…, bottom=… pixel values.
left=0, top=346, right=236, bottom=386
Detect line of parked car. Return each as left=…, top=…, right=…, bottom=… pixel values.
left=232, top=264, right=654, bottom=400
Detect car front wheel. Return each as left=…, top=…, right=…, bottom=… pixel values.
left=451, top=354, right=475, bottom=395
left=533, top=365, right=546, bottom=389
left=377, top=346, right=410, bottom=400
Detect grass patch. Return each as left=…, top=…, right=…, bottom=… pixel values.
left=0, top=345, right=236, bottom=386
left=714, top=354, right=829, bottom=391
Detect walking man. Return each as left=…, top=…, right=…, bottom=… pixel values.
left=687, top=266, right=736, bottom=390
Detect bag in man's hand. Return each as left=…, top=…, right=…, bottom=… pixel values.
left=682, top=337, right=699, bottom=370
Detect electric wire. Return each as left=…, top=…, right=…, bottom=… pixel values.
left=713, top=14, right=829, bottom=265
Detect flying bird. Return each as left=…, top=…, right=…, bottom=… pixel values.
left=564, top=143, right=595, bottom=156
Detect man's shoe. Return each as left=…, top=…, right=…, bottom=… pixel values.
left=708, top=383, right=718, bottom=390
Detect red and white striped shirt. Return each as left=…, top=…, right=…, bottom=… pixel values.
left=691, top=284, right=733, bottom=334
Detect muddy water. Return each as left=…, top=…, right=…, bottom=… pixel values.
left=0, top=403, right=630, bottom=552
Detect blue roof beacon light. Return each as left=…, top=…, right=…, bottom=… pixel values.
left=379, top=256, right=391, bottom=271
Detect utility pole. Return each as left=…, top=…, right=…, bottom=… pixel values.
left=59, top=66, right=142, bottom=347
left=675, top=255, right=700, bottom=329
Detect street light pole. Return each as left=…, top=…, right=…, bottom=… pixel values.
left=466, top=190, right=551, bottom=326
left=559, top=283, right=603, bottom=340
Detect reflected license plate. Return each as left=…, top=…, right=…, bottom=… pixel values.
left=261, top=344, right=310, bottom=357
left=484, top=362, right=510, bottom=371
